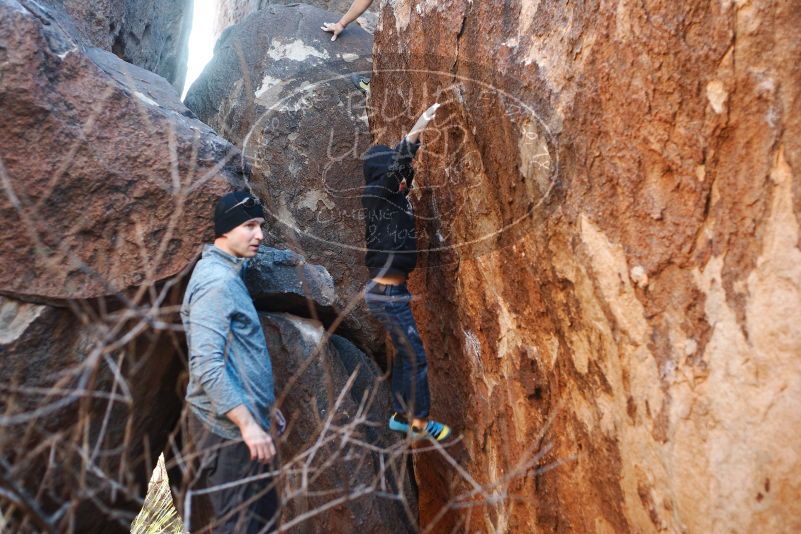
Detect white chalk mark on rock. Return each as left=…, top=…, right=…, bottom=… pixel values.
left=268, top=39, right=329, bottom=62
left=254, top=75, right=283, bottom=102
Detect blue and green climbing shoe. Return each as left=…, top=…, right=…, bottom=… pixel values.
left=414, top=420, right=452, bottom=442
left=389, top=413, right=453, bottom=441
left=388, top=412, right=411, bottom=433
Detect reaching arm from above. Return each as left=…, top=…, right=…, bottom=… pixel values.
left=321, top=0, right=374, bottom=41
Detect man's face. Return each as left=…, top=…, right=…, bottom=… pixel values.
left=222, top=218, right=264, bottom=258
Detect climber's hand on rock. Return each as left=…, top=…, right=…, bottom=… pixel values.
left=321, top=21, right=345, bottom=41
left=406, top=103, right=441, bottom=144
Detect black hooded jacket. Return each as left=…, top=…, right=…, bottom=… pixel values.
left=361, top=138, right=421, bottom=278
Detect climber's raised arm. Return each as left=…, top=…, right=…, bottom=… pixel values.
left=405, top=103, right=441, bottom=145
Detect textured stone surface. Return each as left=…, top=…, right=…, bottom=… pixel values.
left=371, top=0, right=801, bottom=532
left=0, top=0, right=244, bottom=301
left=185, top=4, right=384, bottom=356
left=0, top=7, right=234, bottom=527
left=0, top=294, right=184, bottom=533
left=37, top=0, right=192, bottom=88
left=213, top=0, right=378, bottom=44
left=245, top=245, right=337, bottom=312
left=261, top=312, right=416, bottom=533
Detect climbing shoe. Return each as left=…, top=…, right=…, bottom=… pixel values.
left=413, top=419, right=452, bottom=442
left=388, top=413, right=452, bottom=442
left=351, top=73, right=370, bottom=94
left=388, top=412, right=411, bottom=433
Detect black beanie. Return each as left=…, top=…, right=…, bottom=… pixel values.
left=214, top=190, right=265, bottom=236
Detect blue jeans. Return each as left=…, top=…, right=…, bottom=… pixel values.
left=364, top=282, right=431, bottom=419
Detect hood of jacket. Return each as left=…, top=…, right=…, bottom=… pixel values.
left=363, top=144, right=395, bottom=183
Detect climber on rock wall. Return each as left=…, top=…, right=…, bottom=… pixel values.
left=321, top=0, right=373, bottom=93
left=361, top=102, right=453, bottom=442
left=179, top=191, right=286, bottom=533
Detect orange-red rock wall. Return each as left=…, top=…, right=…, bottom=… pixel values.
left=371, top=1, right=801, bottom=531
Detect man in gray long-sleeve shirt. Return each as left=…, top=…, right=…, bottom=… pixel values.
left=180, top=190, right=282, bottom=533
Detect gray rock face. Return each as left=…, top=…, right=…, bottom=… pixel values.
left=37, top=0, right=192, bottom=88
left=261, top=312, right=417, bottom=534
left=213, top=0, right=378, bottom=44
left=185, top=4, right=385, bottom=356
left=245, top=245, right=337, bottom=311
left=0, top=295, right=184, bottom=533
left=244, top=245, right=379, bottom=342
left=0, top=0, right=243, bottom=301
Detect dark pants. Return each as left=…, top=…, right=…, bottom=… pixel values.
left=364, top=282, right=431, bottom=419
left=184, top=413, right=280, bottom=533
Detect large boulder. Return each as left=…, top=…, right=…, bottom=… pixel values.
left=261, top=312, right=416, bottom=534
left=185, top=4, right=385, bottom=356
left=213, top=0, right=378, bottom=44
left=37, top=0, right=192, bottom=88
left=0, top=2, right=244, bottom=531
left=0, top=0, right=243, bottom=302
left=245, top=245, right=337, bottom=313
left=0, top=293, right=184, bottom=533
left=244, top=245, right=377, bottom=344
left=371, top=0, right=801, bottom=533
